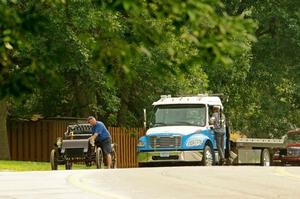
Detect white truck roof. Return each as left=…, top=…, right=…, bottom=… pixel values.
left=152, top=94, right=223, bottom=108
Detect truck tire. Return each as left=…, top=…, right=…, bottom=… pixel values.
left=202, top=144, right=213, bottom=166
left=96, top=147, right=103, bottom=169
left=50, top=149, right=58, bottom=170
left=261, top=148, right=271, bottom=166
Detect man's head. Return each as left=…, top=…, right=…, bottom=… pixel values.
left=87, top=116, right=97, bottom=126
left=213, top=106, right=220, bottom=112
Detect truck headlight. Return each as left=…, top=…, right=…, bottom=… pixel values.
left=187, top=139, right=202, bottom=147
left=137, top=141, right=145, bottom=147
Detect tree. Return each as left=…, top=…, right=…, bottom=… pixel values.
left=0, top=0, right=61, bottom=159
left=0, top=99, right=9, bottom=159
left=7, top=0, right=256, bottom=125
left=218, top=0, right=300, bottom=137
left=1, top=0, right=257, bottom=161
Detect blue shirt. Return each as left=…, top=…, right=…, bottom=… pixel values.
left=92, top=121, right=111, bottom=141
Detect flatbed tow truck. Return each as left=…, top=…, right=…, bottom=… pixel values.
left=232, top=138, right=285, bottom=166
left=136, top=94, right=286, bottom=166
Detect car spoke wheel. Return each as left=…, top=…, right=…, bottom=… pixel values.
left=96, top=147, right=103, bottom=169
left=111, top=150, right=117, bottom=169
left=50, top=149, right=58, bottom=170
left=202, top=144, right=213, bottom=166
left=65, top=161, right=72, bottom=170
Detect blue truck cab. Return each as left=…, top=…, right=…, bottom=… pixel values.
left=137, top=94, right=227, bottom=166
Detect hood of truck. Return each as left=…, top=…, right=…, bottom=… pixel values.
left=287, top=143, right=300, bottom=147
left=146, top=126, right=206, bottom=136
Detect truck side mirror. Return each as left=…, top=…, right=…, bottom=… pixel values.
left=143, top=108, right=147, bottom=129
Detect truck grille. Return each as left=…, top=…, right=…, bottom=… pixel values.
left=149, top=136, right=181, bottom=148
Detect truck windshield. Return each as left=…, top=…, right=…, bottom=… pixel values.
left=151, top=104, right=206, bottom=127
left=287, top=133, right=300, bottom=143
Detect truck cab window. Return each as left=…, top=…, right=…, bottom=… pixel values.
left=152, top=104, right=206, bottom=127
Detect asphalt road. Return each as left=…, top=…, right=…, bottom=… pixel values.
left=1, top=166, right=300, bottom=199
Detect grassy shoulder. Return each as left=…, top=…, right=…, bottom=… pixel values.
left=0, top=160, right=95, bottom=171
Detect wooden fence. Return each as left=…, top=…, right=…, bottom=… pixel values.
left=7, top=118, right=145, bottom=168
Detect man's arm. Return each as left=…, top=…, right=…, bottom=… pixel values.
left=89, top=123, right=102, bottom=141
left=89, top=133, right=98, bottom=141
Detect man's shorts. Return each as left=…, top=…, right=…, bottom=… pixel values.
left=96, top=138, right=112, bottom=155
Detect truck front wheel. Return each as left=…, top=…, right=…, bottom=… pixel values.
left=202, top=144, right=213, bottom=166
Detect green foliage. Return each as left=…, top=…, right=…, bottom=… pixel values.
left=218, top=0, right=300, bottom=137
left=7, top=0, right=299, bottom=139
left=5, top=0, right=255, bottom=126
left=0, top=1, right=61, bottom=98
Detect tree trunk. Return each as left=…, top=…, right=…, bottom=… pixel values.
left=0, top=98, right=10, bottom=160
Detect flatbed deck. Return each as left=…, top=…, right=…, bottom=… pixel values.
left=235, top=138, right=286, bottom=148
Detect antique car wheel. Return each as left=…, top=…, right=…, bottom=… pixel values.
left=111, top=149, right=117, bottom=169
left=85, top=161, right=92, bottom=167
left=50, top=149, right=58, bottom=170
left=202, top=144, right=213, bottom=166
left=65, top=161, right=73, bottom=170
left=96, top=147, right=103, bottom=169
left=261, top=148, right=271, bottom=166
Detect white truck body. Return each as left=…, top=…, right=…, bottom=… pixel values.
left=137, top=94, right=286, bottom=166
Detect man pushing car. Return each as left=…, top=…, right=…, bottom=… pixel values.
left=87, top=116, right=112, bottom=169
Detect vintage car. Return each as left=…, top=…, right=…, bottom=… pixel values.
left=50, top=123, right=117, bottom=170
left=273, top=129, right=300, bottom=166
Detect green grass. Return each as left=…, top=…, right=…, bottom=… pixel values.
left=0, top=160, right=95, bottom=171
